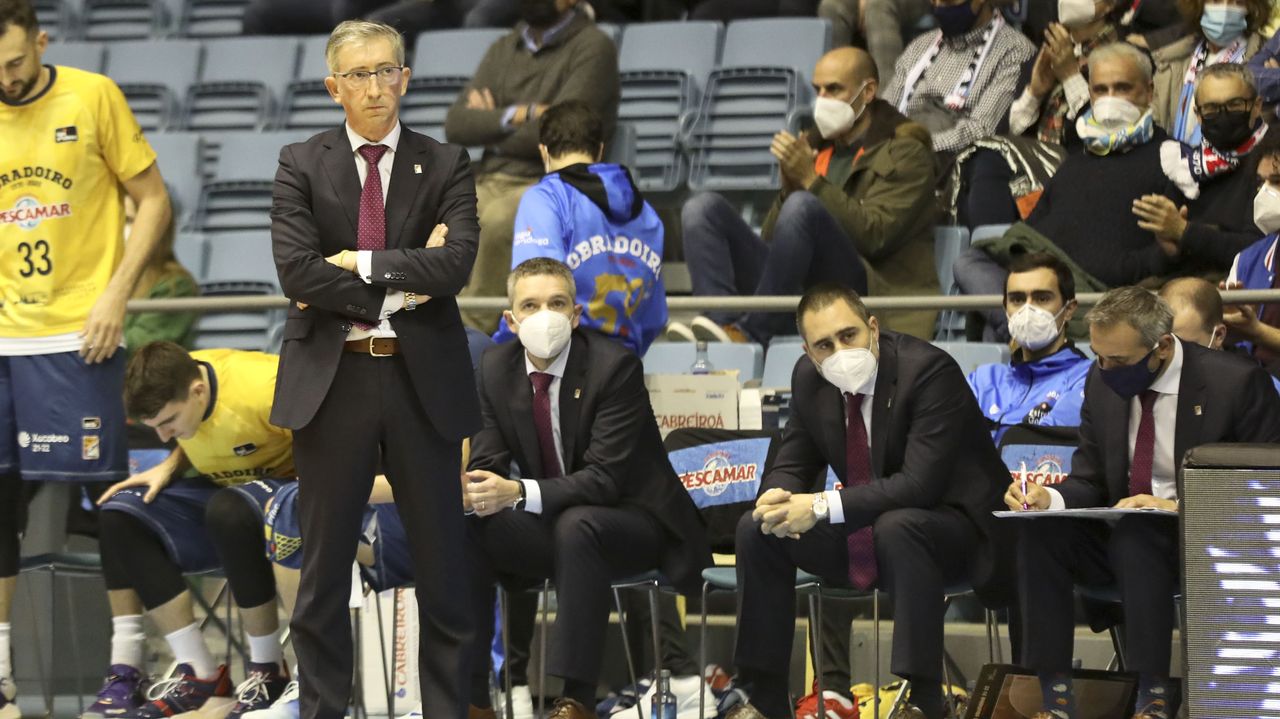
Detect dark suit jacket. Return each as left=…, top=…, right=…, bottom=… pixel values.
left=1056, top=339, right=1280, bottom=508
left=764, top=331, right=1010, bottom=603
left=269, top=125, right=482, bottom=439
left=467, top=328, right=712, bottom=595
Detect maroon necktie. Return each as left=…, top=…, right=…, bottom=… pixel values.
left=843, top=392, right=877, bottom=590
left=530, top=372, right=563, bottom=478
left=1128, top=390, right=1160, bottom=497
left=354, top=144, right=388, bottom=330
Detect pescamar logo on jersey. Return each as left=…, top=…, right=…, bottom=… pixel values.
left=233, top=443, right=258, bottom=456
left=669, top=438, right=769, bottom=508
left=0, top=196, right=72, bottom=230
left=54, top=126, right=78, bottom=143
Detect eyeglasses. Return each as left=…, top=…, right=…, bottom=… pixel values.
left=1197, top=96, right=1254, bottom=118
left=334, top=66, right=406, bottom=88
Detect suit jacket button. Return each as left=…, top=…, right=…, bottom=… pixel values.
left=340, top=323, right=352, bottom=332
left=384, top=272, right=393, bottom=280
left=346, top=304, right=357, bottom=312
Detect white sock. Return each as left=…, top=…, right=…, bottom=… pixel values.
left=247, top=629, right=284, bottom=666
left=111, top=614, right=146, bottom=669
left=0, top=622, right=10, bottom=678
left=163, top=623, right=217, bottom=679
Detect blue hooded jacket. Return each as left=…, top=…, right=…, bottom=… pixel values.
left=966, top=344, right=1093, bottom=443
left=494, top=162, right=667, bottom=355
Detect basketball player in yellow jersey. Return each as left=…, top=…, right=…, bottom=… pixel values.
left=0, top=1, right=172, bottom=716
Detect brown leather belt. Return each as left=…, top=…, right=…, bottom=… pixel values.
left=344, top=337, right=401, bottom=356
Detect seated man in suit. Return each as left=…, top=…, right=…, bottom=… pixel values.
left=463, top=257, right=713, bottom=719
left=1005, top=286, right=1280, bottom=719
left=729, top=283, right=1009, bottom=719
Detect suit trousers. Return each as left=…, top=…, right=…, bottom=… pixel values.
left=460, top=172, right=535, bottom=333
left=733, top=506, right=977, bottom=718
left=1018, top=514, right=1180, bottom=676
left=292, top=353, right=471, bottom=719
left=466, top=505, right=665, bottom=688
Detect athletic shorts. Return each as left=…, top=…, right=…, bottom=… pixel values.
left=265, top=481, right=413, bottom=592
left=102, top=476, right=293, bottom=573
left=0, top=352, right=127, bottom=481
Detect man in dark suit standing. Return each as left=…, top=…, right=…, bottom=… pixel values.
left=1005, top=287, right=1280, bottom=719
left=463, top=258, right=712, bottom=719
left=729, top=283, right=1009, bottom=719
left=269, top=20, right=481, bottom=719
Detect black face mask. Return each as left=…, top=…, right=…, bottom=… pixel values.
left=520, top=0, right=562, bottom=28
left=1200, top=109, right=1255, bottom=151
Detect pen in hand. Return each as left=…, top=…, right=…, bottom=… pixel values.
left=1021, top=475, right=1029, bottom=511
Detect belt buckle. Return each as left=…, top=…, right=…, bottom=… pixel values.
left=369, top=339, right=392, bottom=357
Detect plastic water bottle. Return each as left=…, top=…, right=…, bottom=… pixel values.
left=652, top=670, right=678, bottom=719
left=690, top=341, right=714, bottom=375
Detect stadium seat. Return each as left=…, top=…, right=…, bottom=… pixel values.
left=617, top=21, right=721, bottom=192
left=147, top=131, right=203, bottom=226
left=761, top=339, right=805, bottom=389
left=643, top=342, right=764, bottom=382
left=595, top=21, right=622, bottom=47
left=43, top=40, right=104, bottom=73
left=970, top=223, right=1011, bottom=245
left=401, top=28, right=508, bottom=140
left=33, top=0, right=78, bottom=40
left=174, top=231, right=208, bottom=279
left=280, top=35, right=345, bottom=132
left=104, top=39, right=201, bottom=131
left=604, top=122, right=637, bottom=168
left=194, top=131, right=304, bottom=234
left=183, top=37, right=299, bottom=131
left=934, top=225, right=971, bottom=341
left=178, top=0, right=248, bottom=37
left=687, top=18, right=832, bottom=191
left=933, top=341, right=1009, bottom=376
left=195, top=231, right=280, bottom=350
left=80, top=0, right=169, bottom=40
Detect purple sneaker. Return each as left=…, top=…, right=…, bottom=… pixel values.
left=84, top=665, right=149, bottom=719
left=126, top=664, right=232, bottom=719
left=227, top=663, right=290, bottom=719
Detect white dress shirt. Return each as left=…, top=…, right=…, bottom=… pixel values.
left=826, top=370, right=877, bottom=525
left=518, top=338, right=572, bottom=514
left=344, top=121, right=405, bottom=340
left=1047, top=338, right=1183, bottom=509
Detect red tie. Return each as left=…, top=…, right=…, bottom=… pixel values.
left=354, top=144, right=388, bottom=330
left=530, top=372, right=563, bottom=478
left=843, top=392, right=877, bottom=590
left=1128, top=390, right=1160, bottom=497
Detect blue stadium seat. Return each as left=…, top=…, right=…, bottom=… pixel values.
left=642, top=342, right=764, bottom=382
left=617, top=21, right=721, bottom=192
left=761, top=340, right=805, bottom=389
left=34, top=0, right=79, bottom=40
left=194, top=131, right=304, bottom=234
left=934, top=225, right=971, bottom=341
left=104, top=39, right=200, bottom=131
left=80, top=0, right=169, bottom=40
left=971, top=223, right=1011, bottom=245
left=687, top=18, right=831, bottom=191
left=43, top=40, right=103, bottom=72
left=195, top=231, right=280, bottom=350
left=147, top=131, right=203, bottom=227
left=402, top=28, right=507, bottom=140
left=173, top=231, right=208, bottom=279
left=281, top=35, right=345, bottom=132
left=933, top=341, right=1009, bottom=375
left=178, top=0, right=248, bottom=37
left=183, top=37, right=299, bottom=131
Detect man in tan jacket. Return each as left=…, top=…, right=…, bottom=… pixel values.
left=671, top=47, right=939, bottom=344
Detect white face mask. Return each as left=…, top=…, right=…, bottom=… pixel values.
left=514, top=309, right=573, bottom=360
left=1007, top=303, right=1067, bottom=352
left=1091, top=95, right=1142, bottom=128
left=813, top=82, right=870, bottom=140
left=818, top=345, right=878, bottom=395
left=1254, top=183, right=1280, bottom=234
left=1058, top=0, right=1097, bottom=27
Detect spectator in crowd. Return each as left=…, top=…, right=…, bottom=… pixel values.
left=881, top=0, right=1035, bottom=156
left=967, top=253, right=1091, bottom=442
left=1222, top=132, right=1280, bottom=374
left=686, top=0, right=819, bottom=21
left=953, top=42, right=1182, bottom=339
left=726, top=283, right=1008, bottom=719
left=671, top=47, right=939, bottom=345
left=1161, top=276, right=1228, bottom=348
left=1150, top=0, right=1270, bottom=145
left=242, top=0, right=519, bottom=35
left=94, top=343, right=294, bottom=719
left=444, top=0, right=619, bottom=332
left=494, top=101, right=666, bottom=356
left=1005, top=286, right=1280, bottom=719
left=463, top=259, right=713, bottom=719
left=1245, top=25, right=1280, bottom=105
left=1019, top=0, right=1184, bottom=52
left=0, top=2, right=172, bottom=715
left=123, top=197, right=199, bottom=356
left=819, top=0, right=930, bottom=87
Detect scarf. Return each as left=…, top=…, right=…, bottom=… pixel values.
left=1075, top=109, right=1155, bottom=156
left=1173, top=37, right=1248, bottom=144
left=1160, top=119, right=1267, bottom=199
left=897, top=14, right=1004, bottom=114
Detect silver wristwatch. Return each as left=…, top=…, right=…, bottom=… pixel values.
left=811, top=493, right=829, bottom=522
left=404, top=292, right=418, bottom=311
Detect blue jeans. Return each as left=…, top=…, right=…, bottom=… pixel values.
left=952, top=246, right=1009, bottom=341
left=681, top=191, right=868, bottom=344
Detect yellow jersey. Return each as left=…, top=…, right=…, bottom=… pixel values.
left=180, top=349, right=295, bottom=487
left=0, top=65, right=156, bottom=340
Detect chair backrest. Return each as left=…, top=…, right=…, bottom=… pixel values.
left=179, top=0, right=248, bottom=38
left=33, top=0, right=77, bottom=40
left=718, top=17, right=830, bottom=78
left=932, top=341, right=1010, bottom=376
left=411, top=28, right=507, bottom=79
left=174, top=231, right=208, bottom=279
left=81, top=0, right=169, bottom=40
left=105, top=39, right=201, bottom=131
left=43, top=41, right=103, bottom=72
left=185, top=37, right=299, bottom=131
left=207, top=131, right=300, bottom=183
left=282, top=36, right=344, bottom=131
left=296, top=34, right=331, bottom=81
left=663, top=428, right=779, bottom=553
left=618, top=21, right=720, bottom=86
left=203, top=231, right=276, bottom=287
left=761, top=341, right=805, bottom=389
left=934, top=225, right=970, bottom=294
left=595, top=21, right=622, bottom=48
left=147, top=131, right=203, bottom=223
left=996, top=424, right=1079, bottom=487
left=971, top=223, right=1011, bottom=245
left=642, top=342, right=764, bottom=382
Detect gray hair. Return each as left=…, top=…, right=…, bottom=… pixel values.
left=1087, top=42, right=1154, bottom=86
left=326, top=20, right=405, bottom=74
left=1086, top=287, right=1173, bottom=347
left=506, top=257, right=577, bottom=304
left=1197, top=61, right=1258, bottom=98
